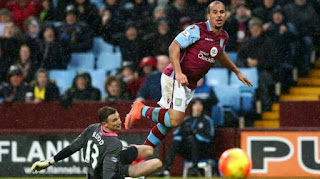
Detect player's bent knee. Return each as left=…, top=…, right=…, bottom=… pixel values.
left=145, top=146, right=154, bottom=156
left=137, top=145, right=154, bottom=158
left=154, top=159, right=163, bottom=169
left=168, top=109, right=185, bottom=127
left=149, top=158, right=163, bottom=170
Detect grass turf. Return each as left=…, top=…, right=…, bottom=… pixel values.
left=0, top=177, right=318, bottom=179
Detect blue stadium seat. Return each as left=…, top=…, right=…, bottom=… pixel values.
left=93, top=37, right=120, bottom=55
left=52, top=21, right=62, bottom=27
left=49, top=70, right=77, bottom=94
left=212, top=105, right=224, bottom=127
left=230, top=68, right=258, bottom=112
left=68, top=53, right=95, bottom=70
left=90, top=0, right=105, bottom=9
left=214, top=85, right=241, bottom=111
left=87, top=70, right=107, bottom=98
left=230, top=67, right=258, bottom=90
left=96, top=52, right=122, bottom=71
left=227, top=52, right=238, bottom=63
left=205, top=68, right=229, bottom=87
left=241, top=92, right=255, bottom=112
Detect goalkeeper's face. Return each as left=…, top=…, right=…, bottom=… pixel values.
left=104, top=112, right=122, bottom=132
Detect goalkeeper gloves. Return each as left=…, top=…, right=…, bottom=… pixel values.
left=31, top=157, right=55, bottom=172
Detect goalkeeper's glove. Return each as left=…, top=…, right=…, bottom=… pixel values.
left=31, top=157, right=55, bottom=172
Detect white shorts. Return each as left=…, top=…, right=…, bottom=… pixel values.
left=157, top=74, right=194, bottom=112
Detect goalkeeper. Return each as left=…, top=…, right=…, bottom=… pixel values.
left=31, top=106, right=162, bottom=179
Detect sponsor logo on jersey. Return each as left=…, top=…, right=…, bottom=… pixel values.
left=205, top=38, right=213, bottom=41
left=198, top=51, right=215, bottom=63
left=210, top=47, right=218, bottom=57
left=111, top=157, right=118, bottom=163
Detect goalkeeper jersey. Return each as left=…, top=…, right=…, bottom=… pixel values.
left=54, top=123, right=123, bottom=179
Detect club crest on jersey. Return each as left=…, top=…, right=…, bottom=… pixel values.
left=175, top=98, right=182, bottom=106
left=220, top=38, right=225, bottom=48
left=210, top=47, right=218, bottom=57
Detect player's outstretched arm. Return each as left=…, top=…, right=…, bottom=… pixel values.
left=31, top=125, right=90, bottom=172
left=218, top=52, right=253, bottom=86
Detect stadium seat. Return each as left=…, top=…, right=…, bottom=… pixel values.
left=230, top=67, right=258, bottom=90
left=212, top=105, right=224, bottom=127
left=205, top=68, right=229, bottom=86
left=68, top=53, right=95, bottom=70
left=227, top=52, right=238, bottom=63
left=241, top=92, right=255, bottom=112
left=49, top=70, right=77, bottom=94
left=214, top=85, right=241, bottom=111
left=90, top=0, right=105, bottom=9
left=96, top=52, right=122, bottom=71
left=92, top=37, right=120, bottom=55
left=230, top=68, right=258, bottom=112
left=52, top=21, right=62, bottom=27
left=87, top=70, right=107, bottom=98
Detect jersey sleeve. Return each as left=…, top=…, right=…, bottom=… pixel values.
left=54, top=124, right=93, bottom=162
left=68, top=124, right=93, bottom=152
left=174, top=25, right=200, bottom=49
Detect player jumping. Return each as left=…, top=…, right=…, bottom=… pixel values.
left=125, top=1, right=253, bottom=147
left=31, top=106, right=162, bottom=179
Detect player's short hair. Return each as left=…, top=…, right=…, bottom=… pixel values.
left=207, top=1, right=226, bottom=14
left=98, top=106, right=117, bottom=123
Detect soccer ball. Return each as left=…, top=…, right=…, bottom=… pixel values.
left=218, top=148, right=252, bottom=179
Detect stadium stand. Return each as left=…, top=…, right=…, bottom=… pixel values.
left=96, top=52, right=122, bottom=71
left=205, top=68, right=229, bottom=87
left=226, top=52, right=238, bottom=63
left=49, top=70, right=77, bottom=94
left=92, top=37, right=120, bottom=55
left=68, top=53, right=95, bottom=70
left=87, top=69, right=107, bottom=97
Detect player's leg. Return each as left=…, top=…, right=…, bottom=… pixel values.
left=143, top=85, right=193, bottom=147
left=120, top=146, right=138, bottom=165
left=125, top=74, right=193, bottom=147
left=125, top=74, right=186, bottom=129
left=120, top=145, right=154, bottom=165
left=135, top=145, right=154, bottom=158
left=127, top=159, right=163, bottom=177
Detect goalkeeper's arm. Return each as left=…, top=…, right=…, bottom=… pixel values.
left=31, top=146, right=74, bottom=172
left=31, top=125, right=92, bottom=172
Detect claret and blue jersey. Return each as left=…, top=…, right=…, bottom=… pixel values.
left=163, top=20, right=229, bottom=90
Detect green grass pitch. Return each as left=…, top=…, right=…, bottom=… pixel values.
left=0, top=177, right=313, bottom=179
